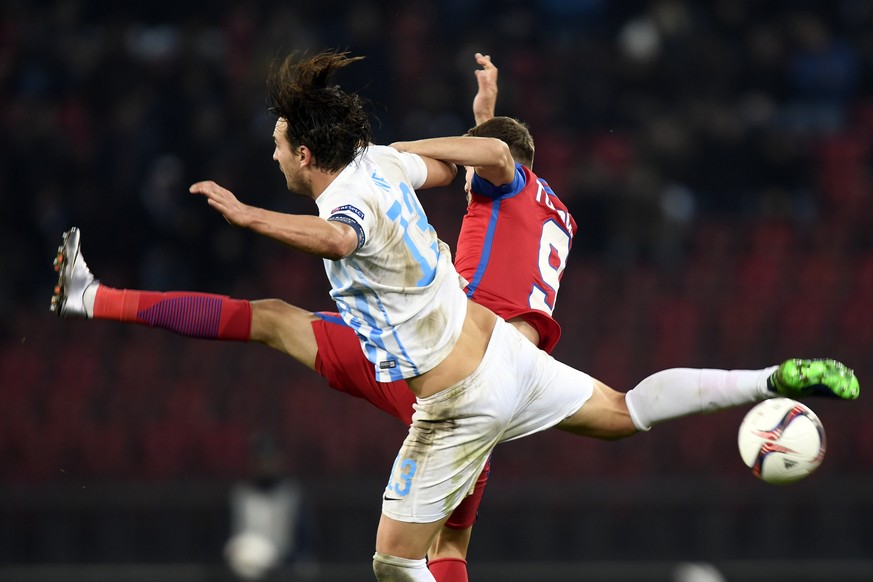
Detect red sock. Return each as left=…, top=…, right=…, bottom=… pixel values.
left=428, top=557, right=468, bottom=582
left=93, top=286, right=252, bottom=341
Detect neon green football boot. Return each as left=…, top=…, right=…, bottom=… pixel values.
left=768, top=359, right=860, bottom=400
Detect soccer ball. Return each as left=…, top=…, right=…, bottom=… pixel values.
left=737, top=398, right=826, bottom=484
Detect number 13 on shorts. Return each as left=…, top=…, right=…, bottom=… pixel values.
left=385, top=455, right=418, bottom=498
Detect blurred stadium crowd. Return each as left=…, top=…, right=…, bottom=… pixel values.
left=2, top=0, right=873, bottom=487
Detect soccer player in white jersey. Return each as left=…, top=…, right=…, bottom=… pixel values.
left=52, top=53, right=556, bottom=582
left=59, top=50, right=861, bottom=580
left=185, top=50, right=860, bottom=581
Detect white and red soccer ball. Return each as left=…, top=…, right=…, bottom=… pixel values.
left=737, top=398, right=826, bottom=484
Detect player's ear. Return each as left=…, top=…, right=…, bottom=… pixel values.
left=297, top=145, right=314, bottom=167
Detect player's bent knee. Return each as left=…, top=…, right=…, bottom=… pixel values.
left=557, top=381, right=638, bottom=440
left=373, top=552, right=431, bottom=581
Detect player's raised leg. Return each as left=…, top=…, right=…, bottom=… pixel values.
left=559, top=361, right=858, bottom=436
left=249, top=299, right=319, bottom=370
left=624, top=360, right=858, bottom=432
left=51, top=227, right=252, bottom=341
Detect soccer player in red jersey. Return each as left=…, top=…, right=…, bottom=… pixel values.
left=447, top=121, right=573, bottom=354
left=51, top=53, right=571, bottom=582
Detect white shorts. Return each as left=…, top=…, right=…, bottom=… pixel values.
left=381, top=318, right=593, bottom=523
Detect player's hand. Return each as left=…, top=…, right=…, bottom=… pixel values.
left=189, top=180, right=252, bottom=228
left=472, top=52, right=498, bottom=125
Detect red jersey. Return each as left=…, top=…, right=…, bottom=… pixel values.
left=455, top=164, right=576, bottom=353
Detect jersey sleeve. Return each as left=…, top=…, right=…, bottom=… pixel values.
left=470, top=163, right=526, bottom=199
left=393, top=150, right=428, bottom=189
left=321, top=191, right=375, bottom=252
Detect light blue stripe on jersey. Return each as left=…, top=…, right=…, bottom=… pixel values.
left=351, top=291, right=409, bottom=382
left=354, top=293, right=388, bottom=376
left=370, top=290, right=419, bottom=380
left=386, top=198, right=437, bottom=287
left=326, top=268, right=356, bottom=311
left=334, top=295, right=384, bottom=375
left=349, top=292, right=388, bottom=359
left=326, top=261, right=407, bottom=381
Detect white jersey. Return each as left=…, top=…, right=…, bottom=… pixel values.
left=315, top=145, right=468, bottom=382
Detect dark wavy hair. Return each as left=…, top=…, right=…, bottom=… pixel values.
left=466, top=116, right=535, bottom=168
left=267, top=50, right=372, bottom=172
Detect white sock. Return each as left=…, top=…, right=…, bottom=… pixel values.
left=625, top=366, right=778, bottom=431
left=373, top=552, right=433, bottom=581
left=82, top=282, right=99, bottom=318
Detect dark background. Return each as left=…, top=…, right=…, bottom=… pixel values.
left=1, top=1, right=872, bottom=580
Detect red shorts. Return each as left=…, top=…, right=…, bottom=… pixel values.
left=312, top=312, right=489, bottom=529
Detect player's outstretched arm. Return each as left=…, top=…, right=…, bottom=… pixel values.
left=472, top=52, right=498, bottom=125
left=391, top=136, right=515, bottom=187
left=190, top=180, right=358, bottom=260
